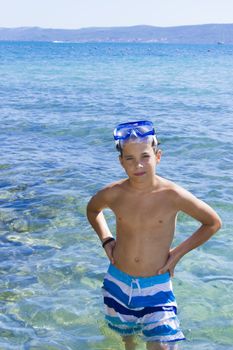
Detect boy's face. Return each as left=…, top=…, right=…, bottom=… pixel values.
left=119, top=141, right=161, bottom=181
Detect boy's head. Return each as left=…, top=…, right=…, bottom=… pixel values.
left=113, top=120, right=159, bottom=157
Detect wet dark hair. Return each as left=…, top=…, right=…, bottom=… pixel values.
left=117, top=136, right=160, bottom=157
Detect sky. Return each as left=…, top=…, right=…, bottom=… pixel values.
left=0, top=0, right=233, bottom=29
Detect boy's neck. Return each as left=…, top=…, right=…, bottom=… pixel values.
left=127, top=175, right=159, bottom=192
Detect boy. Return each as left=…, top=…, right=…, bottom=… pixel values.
left=86, top=120, right=221, bottom=350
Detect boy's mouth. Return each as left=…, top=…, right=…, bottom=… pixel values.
left=134, top=172, right=146, bottom=176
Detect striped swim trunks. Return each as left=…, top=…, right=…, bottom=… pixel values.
left=102, top=264, right=185, bottom=343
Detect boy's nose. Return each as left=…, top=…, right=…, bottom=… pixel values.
left=135, top=162, right=143, bottom=168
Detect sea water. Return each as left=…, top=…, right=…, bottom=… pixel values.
left=0, top=41, right=233, bottom=350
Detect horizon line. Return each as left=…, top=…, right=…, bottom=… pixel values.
left=1, top=22, right=233, bottom=31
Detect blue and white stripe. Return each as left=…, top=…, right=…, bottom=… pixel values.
left=102, top=264, right=185, bottom=343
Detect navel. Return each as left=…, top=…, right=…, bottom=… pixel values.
left=134, top=257, right=140, bottom=263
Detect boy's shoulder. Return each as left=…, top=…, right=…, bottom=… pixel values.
left=157, top=176, right=190, bottom=199
left=90, top=179, right=129, bottom=208
left=101, top=179, right=127, bottom=194
left=157, top=176, right=181, bottom=191
left=96, top=179, right=127, bottom=200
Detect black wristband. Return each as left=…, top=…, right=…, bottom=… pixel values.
left=102, top=237, right=115, bottom=248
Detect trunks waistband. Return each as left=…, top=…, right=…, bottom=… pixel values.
left=108, top=264, right=170, bottom=289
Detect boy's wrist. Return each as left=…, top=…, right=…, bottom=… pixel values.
left=102, top=237, right=115, bottom=248
left=170, top=246, right=185, bottom=260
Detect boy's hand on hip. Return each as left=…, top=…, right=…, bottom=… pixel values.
left=104, top=241, right=116, bottom=265
left=158, top=248, right=181, bottom=278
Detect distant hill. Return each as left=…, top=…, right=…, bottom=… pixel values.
left=0, top=24, right=232, bottom=44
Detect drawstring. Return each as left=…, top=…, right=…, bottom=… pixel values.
left=128, top=278, right=141, bottom=305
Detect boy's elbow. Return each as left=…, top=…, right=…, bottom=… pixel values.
left=86, top=200, right=102, bottom=217
left=86, top=201, right=95, bottom=219
left=215, top=216, right=222, bottom=231
left=212, top=215, right=222, bottom=232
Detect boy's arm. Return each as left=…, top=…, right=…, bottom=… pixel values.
left=158, top=186, right=222, bottom=276
left=86, top=189, right=115, bottom=264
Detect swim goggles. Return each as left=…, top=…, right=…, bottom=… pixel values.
left=113, top=120, right=155, bottom=141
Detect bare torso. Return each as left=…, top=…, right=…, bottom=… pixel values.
left=107, top=176, right=178, bottom=276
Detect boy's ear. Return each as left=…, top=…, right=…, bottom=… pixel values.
left=155, top=149, right=162, bottom=163
left=119, top=155, right=123, bottom=166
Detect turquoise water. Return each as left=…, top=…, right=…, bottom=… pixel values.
left=0, top=41, right=233, bottom=349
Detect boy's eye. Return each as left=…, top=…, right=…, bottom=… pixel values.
left=142, top=154, right=150, bottom=158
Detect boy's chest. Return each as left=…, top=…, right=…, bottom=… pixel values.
left=111, top=193, right=175, bottom=223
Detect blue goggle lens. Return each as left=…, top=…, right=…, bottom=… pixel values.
left=114, top=121, right=155, bottom=140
